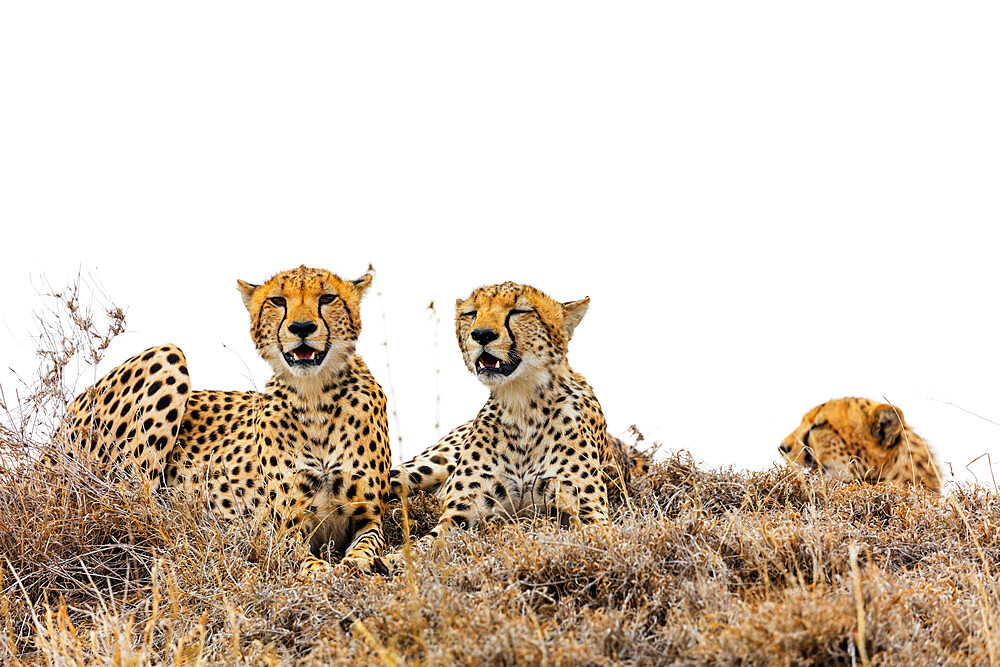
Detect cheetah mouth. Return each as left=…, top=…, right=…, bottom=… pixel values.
left=801, top=448, right=818, bottom=472
left=283, top=344, right=327, bottom=367
left=475, top=351, right=519, bottom=376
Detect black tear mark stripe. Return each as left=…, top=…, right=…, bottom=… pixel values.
left=273, top=279, right=289, bottom=352
left=804, top=422, right=831, bottom=447
left=503, top=309, right=519, bottom=360
left=317, top=300, right=333, bottom=353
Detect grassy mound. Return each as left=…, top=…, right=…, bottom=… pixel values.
left=1, top=447, right=997, bottom=665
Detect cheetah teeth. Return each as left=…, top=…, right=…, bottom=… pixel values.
left=477, top=354, right=501, bottom=369
left=284, top=344, right=327, bottom=367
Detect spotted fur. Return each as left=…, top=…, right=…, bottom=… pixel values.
left=779, top=397, right=942, bottom=492
left=63, top=345, right=190, bottom=484
left=390, top=281, right=650, bottom=544
left=64, top=266, right=391, bottom=572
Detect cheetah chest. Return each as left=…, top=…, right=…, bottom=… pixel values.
left=274, top=401, right=385, bottom=549
left=491, top=416, right=582, bottom=516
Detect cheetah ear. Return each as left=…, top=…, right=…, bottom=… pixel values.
left=872, top=404, right=905, bottom=449
left=351, top=273, right=373, bottom=297
left=237, top=280, right=259, bottom=311
left=561, top=297, right=590, bottom=340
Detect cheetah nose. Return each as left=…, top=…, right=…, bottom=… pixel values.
left=288, top=321, right=318, bottom=338
left=779, top=443, right=791, bottom=453
left=471, top=329, right=499, bottom=345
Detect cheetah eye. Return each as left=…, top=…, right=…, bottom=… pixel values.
left=268, top=297, right=286, bottom=307
left=509, top=309, right=533, bottom=316
left=319, top=294, right=338, bottom=305
left=461, top=311, right=477, bottom=318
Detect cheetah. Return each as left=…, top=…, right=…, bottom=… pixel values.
left=63, top=266, right=392, bottom=572
left=389, top=281, right=650, bottom=545
left=779, top=397, right=942, bottom=492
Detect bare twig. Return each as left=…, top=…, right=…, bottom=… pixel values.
left=368, top=264, right=404, bottom=461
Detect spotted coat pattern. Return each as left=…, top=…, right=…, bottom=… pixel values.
left=390, top=282, right=650, bottom=542
left=64, top=266, right=391, bottom=571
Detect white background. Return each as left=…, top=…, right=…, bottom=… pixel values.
left=2, top=3, right=998, bottom=485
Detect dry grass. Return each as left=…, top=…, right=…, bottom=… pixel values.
left=3, top=281, right=1000, bottom=665
left=2, top=444, right=999, bottom=665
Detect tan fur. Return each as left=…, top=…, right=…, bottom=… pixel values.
left=390, top=282, right=650, bottom=546
left=779, top=397, right=942, bottom=492
left=65, top=266, right=391, bottom=572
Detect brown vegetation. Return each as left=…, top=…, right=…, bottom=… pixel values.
left=2, top=443, right=998, bottom=665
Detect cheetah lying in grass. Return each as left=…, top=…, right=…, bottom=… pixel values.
left=63, top=266, right=391, bottom=572
left=390, top=281, right=650, bottom=548
left=779, top=397, right=942, bottom=492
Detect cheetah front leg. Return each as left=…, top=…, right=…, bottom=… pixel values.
left=386, top=460, right=506, bottom=570
left=384, top=490, right=492, bottom=570
left=294, top=466, right=390, bottom=574
left=299, top=503, right=388, bottom=574
left=525, top=463, right=610, bottom=527
left=255, top=470, right=332, bottom=575
left=339, top=501, right=388, bottom=573
left=572, top=435, right=612, bottom=526
left=573, top=476, right=610, bottom=526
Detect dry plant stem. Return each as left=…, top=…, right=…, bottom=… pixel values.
left=427, top=300, right=442, bottom=438
left=28, top=271, right=126, bottom=425
left=849, top=544, right=870, bottom=667
left=965, top=452, right=999, bottom=492
left=369, top=263, right=404, bottom=461
left=883, top=396, right=919, bottom=489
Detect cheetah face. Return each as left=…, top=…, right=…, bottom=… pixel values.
left=237, top=266, right=372, bottom=382
left=778, top=411, right=826, bottom=474
left=779, top=398, right=906, bottom=481
left=455, top=282, right=589, bottom=390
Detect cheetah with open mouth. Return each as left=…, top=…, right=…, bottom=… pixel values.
left=63, top=266, right=392, bottom=572
left=390, top=281, right=650, bottom=547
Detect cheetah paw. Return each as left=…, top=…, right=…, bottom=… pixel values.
left=299, top=555, right=332, bottom=576
left=339, top=555, right=391, bottom=576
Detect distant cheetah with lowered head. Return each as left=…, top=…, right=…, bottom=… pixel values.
left=779, top=397, right=943, bottom=492
left=63, top=266, right=391, bottom=572
left=390, top=281, right=650, bottom=546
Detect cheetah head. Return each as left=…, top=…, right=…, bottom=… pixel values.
left=778, top=397, right=909, bottom=482
left=455, top=282, right=589, bottom=390
left=237, top=266, right=372, bottom=382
